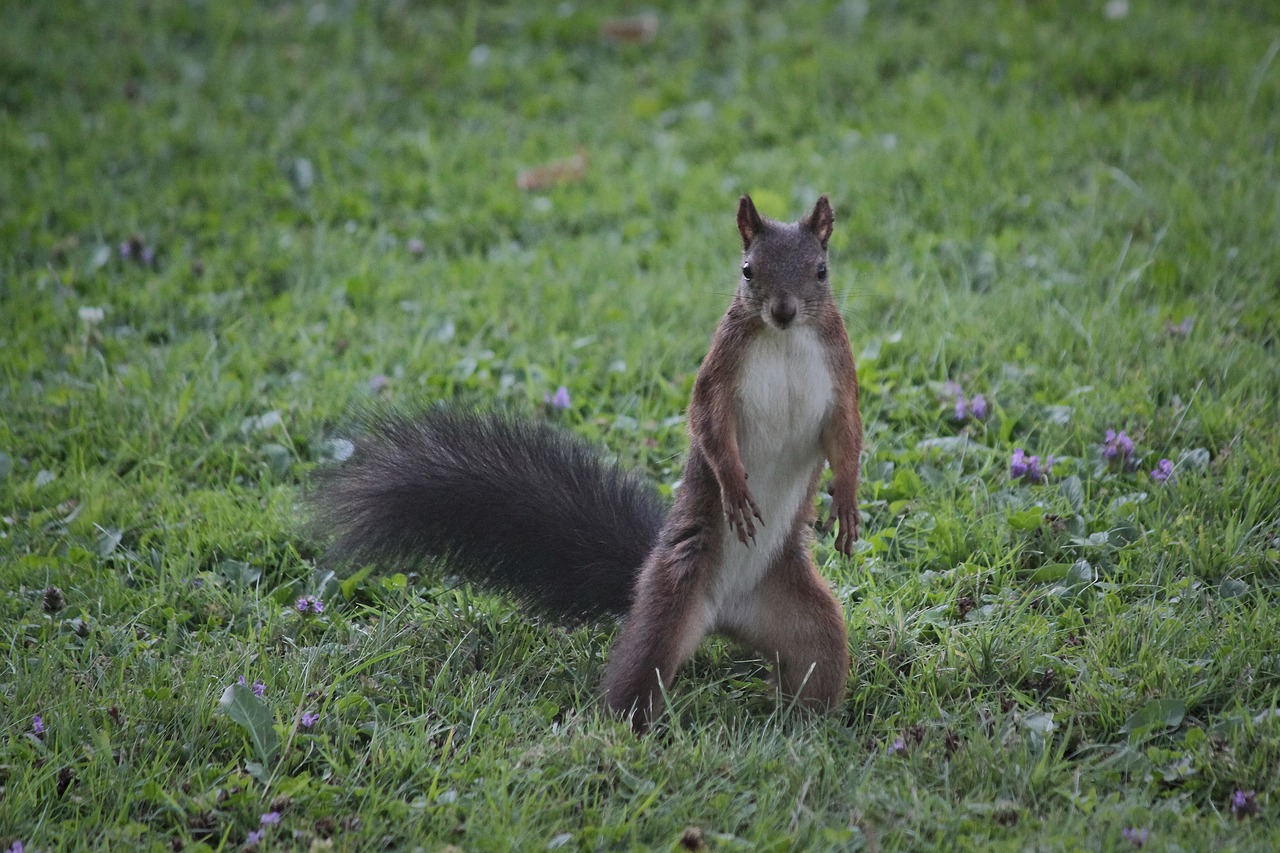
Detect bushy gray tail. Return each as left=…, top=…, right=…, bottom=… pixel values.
left=308, top=406, right=667, bottom=621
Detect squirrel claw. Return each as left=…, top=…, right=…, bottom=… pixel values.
left=831, top=503, right=860, bottom=556
left=834, top=529, right=852, bottom=556
left=728, top=514, right=756, bottom=545
left=724, top=489, right=763, bottom=546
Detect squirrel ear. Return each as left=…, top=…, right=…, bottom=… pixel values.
left=737, top=195, right=764, bottom=249
left=803, top=195, right=835, bottom=249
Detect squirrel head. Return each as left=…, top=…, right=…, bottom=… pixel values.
left=736, top=194, right=835, bottom=331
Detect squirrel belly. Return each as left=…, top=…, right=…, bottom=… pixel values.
left=711, top=325, right=834, bottom=621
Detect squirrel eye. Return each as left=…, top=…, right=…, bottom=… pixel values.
left=816, top=263, right=828, bottom=281
left=741, top=262, right=753, bottom=281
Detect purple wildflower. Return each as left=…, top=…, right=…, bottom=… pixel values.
left=1121, top=827, right=1148, bottom=848
left=260, top=811, right=281, bottom=826
left=888, top=737, right=907, bottom=755
left=42, top=585, right=65, bottom=613
left=301, top=711, right=320, bottom=728
left=946, top=384, right=988, bottom=422
left=246, top=829, right=264, bottom=845
left=1010, top=449, right=1053, bottom=484
left=367, top=374, right=388, bottom=392
left=1102, top=429, right=1135, bottom=466
left=1230, top=788, right=1258, bottom=818
left=406, top=237, right=426, bottom=258
left=254, top=680, right=266, bottom=697
left=1164, top=317, right=1193, bottom=338
left=296, top=594, right=324, bottom=614
left=118, top=235, right=154, bottom=266
left=32, top=715, right=44, bottom=737
left=239, top=675, right=267, bottom=697
left=1010, top=448, right=1029, bottom=478
left=1151, top=459, right=1174, bottom=483
left=6, top=842, right=24, bottom=853
left=545, top=385, right=572, bottom=410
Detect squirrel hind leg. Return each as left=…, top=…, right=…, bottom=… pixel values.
left=730, top=542, right=850, bottom=713
left=601, top=545, right=716, bottom=732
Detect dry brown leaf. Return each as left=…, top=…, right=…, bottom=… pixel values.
left=600, top=14, right=659, bottom=45
left=516, top=148, right=588, bottom=191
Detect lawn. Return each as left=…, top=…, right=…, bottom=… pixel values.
left=2, top=1, right=1279, bottom=850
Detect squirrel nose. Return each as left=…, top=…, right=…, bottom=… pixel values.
left=770, top=299, right=797, bottom=327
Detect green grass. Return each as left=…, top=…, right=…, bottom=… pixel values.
left=3, top=0, right=1279, bottom=849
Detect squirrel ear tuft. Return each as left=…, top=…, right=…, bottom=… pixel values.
left=737, top=195, right=764, bottom=249
left=803, top=195, right=835, bottom=249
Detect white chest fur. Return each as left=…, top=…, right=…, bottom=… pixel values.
left=736, top=326, right=835, bottom=464
left=711, top=326, right=835, bottom=623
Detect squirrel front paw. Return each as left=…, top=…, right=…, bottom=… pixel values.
left=832, top=500, right=860, bottom=556
left=722, top=484, right=764, bottom=545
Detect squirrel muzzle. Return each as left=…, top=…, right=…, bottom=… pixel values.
left=768, top=296, right=799, bottom=329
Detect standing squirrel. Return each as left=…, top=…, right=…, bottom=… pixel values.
left=310, top=195, right=862, bottom=731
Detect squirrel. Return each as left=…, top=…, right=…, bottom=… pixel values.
left=310, top=194, right=862, bottom=731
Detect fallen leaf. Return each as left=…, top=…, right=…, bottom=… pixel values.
left=517, top=148, right=587, bottom=191
left=600, top=14, right=659, bottom=44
